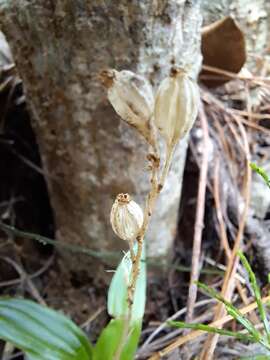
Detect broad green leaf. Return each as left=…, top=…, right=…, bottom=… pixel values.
left=93, top=318, right=141, bottom=360
left=108, top=243, right=146, bottom=323
left=0, top=298, right=93, bottom=360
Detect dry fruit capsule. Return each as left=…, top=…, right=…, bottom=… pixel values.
left=154, top=68, right=200, bottom=147
left=100, top=69, right=156, bottom=147
left=110, top=193, right=143, bottom=242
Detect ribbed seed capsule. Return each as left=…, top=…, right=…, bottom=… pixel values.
left=100, top=69, right=156, bottom=147
left=154, top=68, right=200, bottom=147
left=110, top=193, right=144, bottom=242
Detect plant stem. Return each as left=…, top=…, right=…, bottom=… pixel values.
left=127, top=151, right=160, bottom=318
left=158, top=143, right=175, bottom=192
left=128, top=144, right=178, bottom=321
left=114, top=139, right=176, bottom=359
left=113, top=148, right=162, bottom=360
left=128, top=240, right=136, bottom=264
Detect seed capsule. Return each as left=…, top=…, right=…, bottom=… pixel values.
left=110, top=193, right=144, bottom=242
left=154, top=68, right=200, bottom=147
left=100, top=69, right=156, bottom=147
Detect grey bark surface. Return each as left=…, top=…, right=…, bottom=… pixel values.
left=0, top=0, right=202, bottom=274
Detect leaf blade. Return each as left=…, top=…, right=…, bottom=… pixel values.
left=108, top=244, right=146, bottom=323
left=93, top=319, right=141, bottom=360
left=168, top=320, right=255, bottom=342
left=0, top=298, right=93, bottom=360
left=250, top=163, right=270, bottom=189
left=197, top=282, right=262, bottom=342
left=238, top=251, right=270, bottom=342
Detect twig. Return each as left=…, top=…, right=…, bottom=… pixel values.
left=185, top=104, right=210, bottom=322
left=202, top=90, right=270, bottom=137
left=238, top=118, right=270, bottom=136
left=213, top=158, right=231, bottom=258
left=0, top=254, right=54, bottom=288
left=0, top=256, right=46, bottom=306
left=202, top=64, right=270, bottom=88
left=232, top=109, right=270, bottom=120
left=213, top=159, right=260, bottom=324
left=81, top=306, right=106, bottom=329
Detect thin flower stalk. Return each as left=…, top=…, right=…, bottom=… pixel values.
left=105, top=66, right=200, bottom=359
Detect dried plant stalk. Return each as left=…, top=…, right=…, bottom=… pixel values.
left=107, top=61, right=201, bottom=358
left=114, top=150, right=160, bottom=360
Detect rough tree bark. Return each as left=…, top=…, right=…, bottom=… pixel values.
left=0, top=0, right=202, bottom=275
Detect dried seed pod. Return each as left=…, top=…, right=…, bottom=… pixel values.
left=100, top=69, right=156, bottom=147
left=110, top=193, right=143, bottom=242
left=154, top=68, right=200, bottom=147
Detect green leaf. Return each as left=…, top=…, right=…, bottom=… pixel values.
left=238, top=251, right=270, bottom=342
left=250, top=163, right=270, bottom=189
left=0, top=298, right=93, bottom=360
left=120, top=321, right=141, bottom=360
left=102, top=244, right=145, bottom=359
left=93, top=319, right=141, bottom=360
left=108, top=244, right=146, bottom=323
left=168, top=321, right=255, bottom=342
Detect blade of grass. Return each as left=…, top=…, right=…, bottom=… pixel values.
left=197, top=282, right=263, bottom=343
left=168, top=321, right=256, bottom=343
left=1, top=222, right=223, bottom=275
left=240, top=356, right=270, bottom=360
left=149, top=295, right=270, bottom=360
left=238, top=251, right=270, bottom=343
left=250, top=163, right=270, bottom=189
left=0, top=222, right=118, bottom=261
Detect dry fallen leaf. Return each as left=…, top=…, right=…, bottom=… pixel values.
left=200, top=16, right=246, bottom=88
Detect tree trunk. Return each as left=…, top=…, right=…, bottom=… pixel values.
left=0, top=0, right=202, bottom=275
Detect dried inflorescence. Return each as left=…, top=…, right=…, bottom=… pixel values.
left=103, top=66, right=200, bottom=239
left=110, top=193, right=143, bottom=242
left=101, top=67, right=199, bottom=152
left=103, top=66, right=200, bottom=340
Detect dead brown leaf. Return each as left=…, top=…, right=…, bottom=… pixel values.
left=200, top=17, right=246, bottom=88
